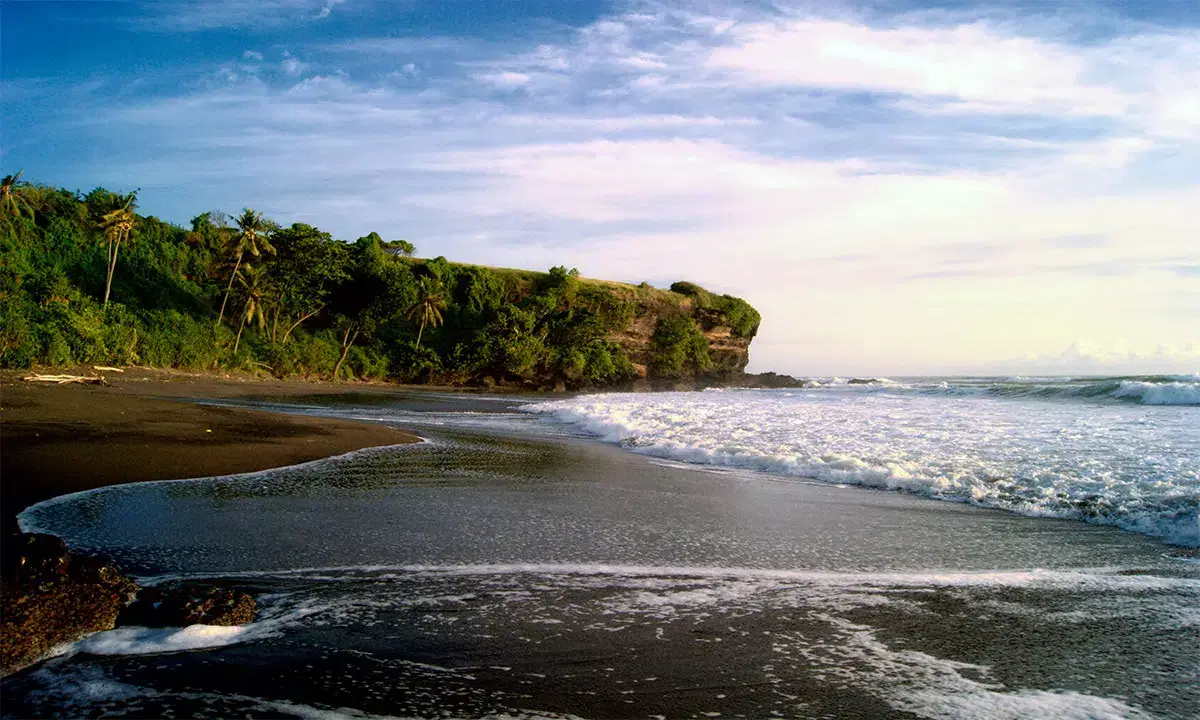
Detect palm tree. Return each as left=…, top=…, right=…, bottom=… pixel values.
left=233, top=264, right=268, bottom=354
left=96, top=191, right=138, bottom=306
left=0, top=171, right=34, bottom=220
left=218, top=209, right=276, bottom=326
left=406, top=278, right=447, bottom=349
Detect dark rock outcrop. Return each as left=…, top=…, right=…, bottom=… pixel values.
left=1, top=533, right=259, bottom=677
left=1, top=533, right=138, bottom=676
left=736, top=371, right=807, bottom=389
left=119, top=584, right=256, bottom=628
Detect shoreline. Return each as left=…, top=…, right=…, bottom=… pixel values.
left=1, top=367, right=425, bottom=536
left=5, top=379, right=1199, bottom=716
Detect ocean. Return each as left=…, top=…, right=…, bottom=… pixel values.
left=530, top=375, right=1200, bottom=547
left=5, top=376, right=1198, bottom=718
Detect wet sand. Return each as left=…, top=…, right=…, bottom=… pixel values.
left=0, top=368, right=421, bottom=535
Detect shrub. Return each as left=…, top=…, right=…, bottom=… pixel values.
left=651, top=315, right=711, bottom=379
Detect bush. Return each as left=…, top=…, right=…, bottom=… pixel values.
left=581, top=341, right=635, bottom=385
left=651, top=315, right=711, bottom=379
left=349, top=345, right=390, bottom=381
left=392, top=342, right=442, bottom=382
left=0, top=289, right=38, bottom=365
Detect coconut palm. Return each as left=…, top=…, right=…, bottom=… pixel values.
left=96, top=191, right=138, bottom=306
left=233, top=264, right=268, bottom=354
left=218, top=209, right=276, bottom=326
left=0, top=171, right=35, bottom=220
left=406, top=278, right=447, bottom=349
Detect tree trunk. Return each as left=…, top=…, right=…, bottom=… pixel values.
left=217, top=253, right=243, bottom=326
left=332, top=327, right=359, bottom=380
left=281, top=307, right=322, bottom=344
left=415, top=317, right=426, bottom=349
left=234, top=316, right=246, bottom=354
left=270, top=307, right=280, bottom=344
left=103, top=237, right=120, bottom=307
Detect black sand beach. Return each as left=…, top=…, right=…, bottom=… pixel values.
left=1, top=369, right=422, bottom=536
left=4, top=390, right=1197, bottom=718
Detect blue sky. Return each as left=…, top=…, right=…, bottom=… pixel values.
left=3, top=0, right=1198, bottom=375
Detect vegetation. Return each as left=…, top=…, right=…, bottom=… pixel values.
left=0, top=174, right=761, bottom=388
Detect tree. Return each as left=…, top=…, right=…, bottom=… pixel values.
left=406, top=277, right=447, bottom=349
left=94, top=190, right=138, bottom=306
left=329, top=236, right=412, bottom=379
left=218, top=209, right=275, bottom=326
left=233, top=264, right=267, bottom=354
left=267, top=223, right=349, bottom=344
left=0, top=171, right=35, bottom=220
left=354, top=231, right=415, bottom=258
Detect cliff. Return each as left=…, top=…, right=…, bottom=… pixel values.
left=464, top=266, right=760, bottom=389
left=600, top=281, right=756, bottom=384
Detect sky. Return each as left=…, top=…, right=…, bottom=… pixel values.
left=2, top=0, right=1198, bottom=376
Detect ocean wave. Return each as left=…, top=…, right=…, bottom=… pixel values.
left=798, top=376, right=1200, bottom=406
left=526, top=391, right=1200, bottom=547
left=1112, top=380, right=1200, bottom=405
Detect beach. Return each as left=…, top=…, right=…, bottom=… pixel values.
left=0, top=369, right=419, bottom=536
left=2, top=376, right=1197, bottom=718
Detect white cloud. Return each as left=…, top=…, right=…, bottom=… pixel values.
left=141, top=0, right=346, bottom=31
left=477, top=71, right=533, bottom=89
left=708, top=20, right=1129, bottom=116
left=315, top=0, right=344, bottom=20
left=281, top=51, right=307, bottom=76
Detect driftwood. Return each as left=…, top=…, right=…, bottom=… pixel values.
left=92, top=365, right=125, bottom=373
left=21, top=373, right=109, bottom=386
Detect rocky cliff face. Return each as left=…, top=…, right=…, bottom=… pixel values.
left=605, top=292, right=755, bottom=384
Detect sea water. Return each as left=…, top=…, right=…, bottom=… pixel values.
left=5, top=380, right=1199, bottom=719
left=529, top=376, right=1200, bottom=547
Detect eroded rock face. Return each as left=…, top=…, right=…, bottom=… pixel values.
left=119, top=585, right=257, bottom=628
left=1, top=533, right=138, bottom=677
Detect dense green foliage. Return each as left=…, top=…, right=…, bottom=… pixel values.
left=669, top=281, right=761, bottom=338
left=650, top=314, right=713, bottom=379
left=1, top=176, right=760, bottom=387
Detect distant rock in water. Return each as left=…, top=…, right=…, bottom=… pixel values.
left=1, top=533, right=137, bottom=676
left=119, top=584, right=256, bottom=628
left=847, top=378, right=881, bottom=385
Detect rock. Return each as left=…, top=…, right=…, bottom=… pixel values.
left=1, top=533, right=138, bottom=677
left=737, top=371, right=805, bottom=389
left=119, top=584, right=257, bottom=628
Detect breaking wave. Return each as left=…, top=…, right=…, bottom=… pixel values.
left=526, top=385, right=1200, bottom=547
left=797, top=375, right=1200, bottom=405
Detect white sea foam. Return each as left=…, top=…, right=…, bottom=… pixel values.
left=21, top=563, right=1190, bottom=720
left=73, top=625, right=250, bottom=655
left=143, top=562, right=1200, bottom=594
left=525, top=388, right=1200, bottom=546
left=804, top=616, right=1156, bottom=720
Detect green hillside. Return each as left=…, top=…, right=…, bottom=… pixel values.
left=0, top=175, right=759, bottom=388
